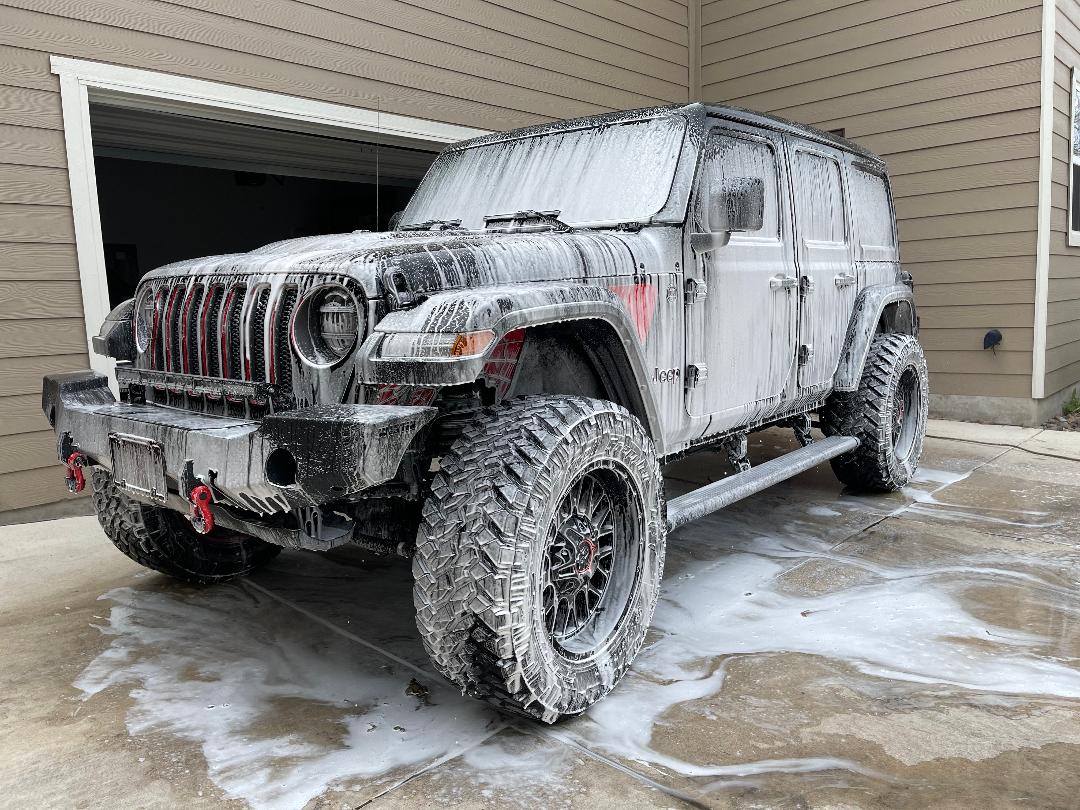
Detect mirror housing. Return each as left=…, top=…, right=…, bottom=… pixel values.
left=710, top=176, right=765, bottom=233
left=692, top=177, right=765, bottom=254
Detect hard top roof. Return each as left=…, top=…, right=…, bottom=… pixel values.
left=447, top=103, right=884, bottom=167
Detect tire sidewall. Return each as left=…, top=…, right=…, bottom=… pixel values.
left=509, top=406, right=665, bottom=716
left=878, top=338, right=929, bottom=487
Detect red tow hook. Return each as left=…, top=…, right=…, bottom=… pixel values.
left=64, top=452, right=88, bottom=494
left=188, top=484, right=214, bottom=534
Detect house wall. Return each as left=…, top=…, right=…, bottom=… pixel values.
left=0, top=0, right=690, bottom=515
left=700, top=0, right=1045, bottom=413
left=1048, top=0, right=1080, bottom=401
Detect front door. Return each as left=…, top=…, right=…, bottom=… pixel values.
left=685, top=127, right=797, bottom=430
left=789, top=144, right=856, bottom=391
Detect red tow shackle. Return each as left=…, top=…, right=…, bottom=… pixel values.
left=188, top=484, right=214, bottom=534
left=64, top=452, right=88, bottom=494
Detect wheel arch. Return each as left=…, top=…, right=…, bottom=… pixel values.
left=833, top=283, right=918, bottom=393
left=363, top=284, right=666, bottom=452
left=503, top=319, right=659, bottom=447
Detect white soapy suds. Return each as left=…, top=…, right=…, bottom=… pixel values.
left=563, top=466, right=1080, bottom=781
left=74, top=453, right=1080, bottom=803
left=75, top=585, right=498, bottom=810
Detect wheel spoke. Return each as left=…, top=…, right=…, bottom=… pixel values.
left=542, top=468, right=640, bottom=649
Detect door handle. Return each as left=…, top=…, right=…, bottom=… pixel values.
left=770, top=274, right=797, bottom=290
left=834, top=272, right=857, bottom=288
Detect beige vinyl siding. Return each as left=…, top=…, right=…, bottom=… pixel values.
left=0, top=0, right=689, bottom=514
left=1047, top=0, right=1080, bottom=399
left=701, top=0, right=1043, bottom=399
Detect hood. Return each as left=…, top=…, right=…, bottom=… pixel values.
left=141, top=227, right=673, bottom=300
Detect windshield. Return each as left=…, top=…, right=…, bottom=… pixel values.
left=401, top=116, right=687, bottom=230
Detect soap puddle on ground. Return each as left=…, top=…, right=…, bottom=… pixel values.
left=75, top=462, right=1080, bottom=806
left=75, top=584, right=498, bottom=810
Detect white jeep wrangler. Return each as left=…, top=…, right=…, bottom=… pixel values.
left=44, top=103, right=927, bottom=721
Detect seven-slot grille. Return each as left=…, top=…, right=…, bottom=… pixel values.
left=144, top=279, right=299, bottom=390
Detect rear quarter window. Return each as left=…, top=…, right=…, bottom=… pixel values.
left=850, top=167, right=897, bottom=261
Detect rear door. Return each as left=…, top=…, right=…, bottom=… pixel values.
left=789, top=144, right=856, bottom=391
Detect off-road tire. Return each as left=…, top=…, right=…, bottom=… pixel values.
left=91, top=469, right=280, bottom=584
left=413, top=396, right=666, bottom=722
left=821, top=333, right=929, bottom=492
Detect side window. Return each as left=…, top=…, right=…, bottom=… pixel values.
left=701, top=133, right=779, bottom=239
left=793, top=151, right=846, bottom=244
left=850, top=167, right=896, bottom=255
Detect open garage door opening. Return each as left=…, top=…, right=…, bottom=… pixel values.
left=89, top=103, right=440, bottom=308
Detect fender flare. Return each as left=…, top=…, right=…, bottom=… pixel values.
left=833, top=283, right=917, bottom=392
left=359, top=283, right=665, bottom=448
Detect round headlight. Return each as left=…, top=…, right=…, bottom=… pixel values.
left=292, top=286, right=362, bottom=367
left=134, top=287, right=156, bottom=353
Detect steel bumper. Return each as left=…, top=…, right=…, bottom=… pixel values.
left=42, top=371, right=437, bottom=514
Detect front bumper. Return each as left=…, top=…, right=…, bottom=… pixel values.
left=42, top=371, right=436, bottom=516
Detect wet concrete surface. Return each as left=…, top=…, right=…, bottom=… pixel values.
left=2, top=425, right=1080, bottom=808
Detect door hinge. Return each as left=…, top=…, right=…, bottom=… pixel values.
left=800, top=275, right=815, bottom=294
left=769, top=274, right=797, bottom=291
left=686, top=363, right=709, bottom=388
left=684, top=277, right=708, bottom=304
left=834, top=272, right=856, bottom=288
left=798, top=344, right=814, bottom=365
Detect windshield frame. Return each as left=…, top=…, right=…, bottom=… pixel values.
left=401, top=111, right=699, bottom=231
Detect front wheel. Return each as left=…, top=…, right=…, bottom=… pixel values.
left=412, top=396, right=666, bottom=722
left=821, top=333, right=929, bottom=492
left=91, top=469, right=281, bottom=584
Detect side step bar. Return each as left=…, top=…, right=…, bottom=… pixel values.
left=666, top=435, right=859, bottom=531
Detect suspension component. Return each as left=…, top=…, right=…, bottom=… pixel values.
left=64, top=451, right=88, bottom=494
left=188, top=484, right=214, bottom=534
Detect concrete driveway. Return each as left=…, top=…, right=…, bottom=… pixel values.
left=2, top=422, right=1080, bottom=809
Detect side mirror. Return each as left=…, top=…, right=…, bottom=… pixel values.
left=710, top=177, right=765, bottom=233
left=387, top=210, right=404, bottom=231
left=693, top=177, right=765, bottom=254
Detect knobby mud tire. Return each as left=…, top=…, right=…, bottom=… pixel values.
left=821, top=333, right=929, bottom=492
left=412, top=396, right=666, bottom=722
left=91, top=469, right=280, bottom=584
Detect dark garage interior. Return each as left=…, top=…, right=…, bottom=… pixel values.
left=90, top=104, right=439, bottom=307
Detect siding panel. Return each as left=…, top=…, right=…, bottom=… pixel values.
left=1047, top=0, right=1080, bottom=397
left=0, top=467, right=80, bottom=512
left=0, top=394, right=50, bottom=437
left=0, top=0, right=688, bottom=514
left=702, top=1, right=1041, bottom=400
left=0, top=354, right=88, bottom=396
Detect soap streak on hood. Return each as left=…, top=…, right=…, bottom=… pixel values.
left=140, top=227, right=666, bottom=300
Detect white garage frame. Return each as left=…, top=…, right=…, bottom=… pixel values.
left=52, top=56, right=487, bottom=383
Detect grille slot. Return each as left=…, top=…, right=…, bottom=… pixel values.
left=202, top=285, right=224, bottom=378
left=183, top=284, right=204, bottom=375
left=273, top=287, right=299, bottom=389
left=226, top=286, right=247, bottom=380
left=248, top=287, right=271, bottom=382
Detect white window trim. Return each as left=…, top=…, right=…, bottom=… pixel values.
left=51, top=56, right=487, bottom=384
left=1068, top=66, right=1080, bottom=248
left=1032, top=0, right=1055, bottom=400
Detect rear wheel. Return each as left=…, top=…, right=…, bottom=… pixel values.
left=412, top=396, right=665, bottom=722
left=91, top=469, right=280, bottom=584
left=821, top=333, right=929, bottom=492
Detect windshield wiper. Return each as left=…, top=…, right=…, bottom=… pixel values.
left=483, top=210, right=572, bottom=231
left=399, top=219, right=462, bottom=231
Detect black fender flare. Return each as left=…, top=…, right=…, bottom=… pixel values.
left=833, top=283, right=917, bottom=392
left=358, top=282, right=665, bottom=451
